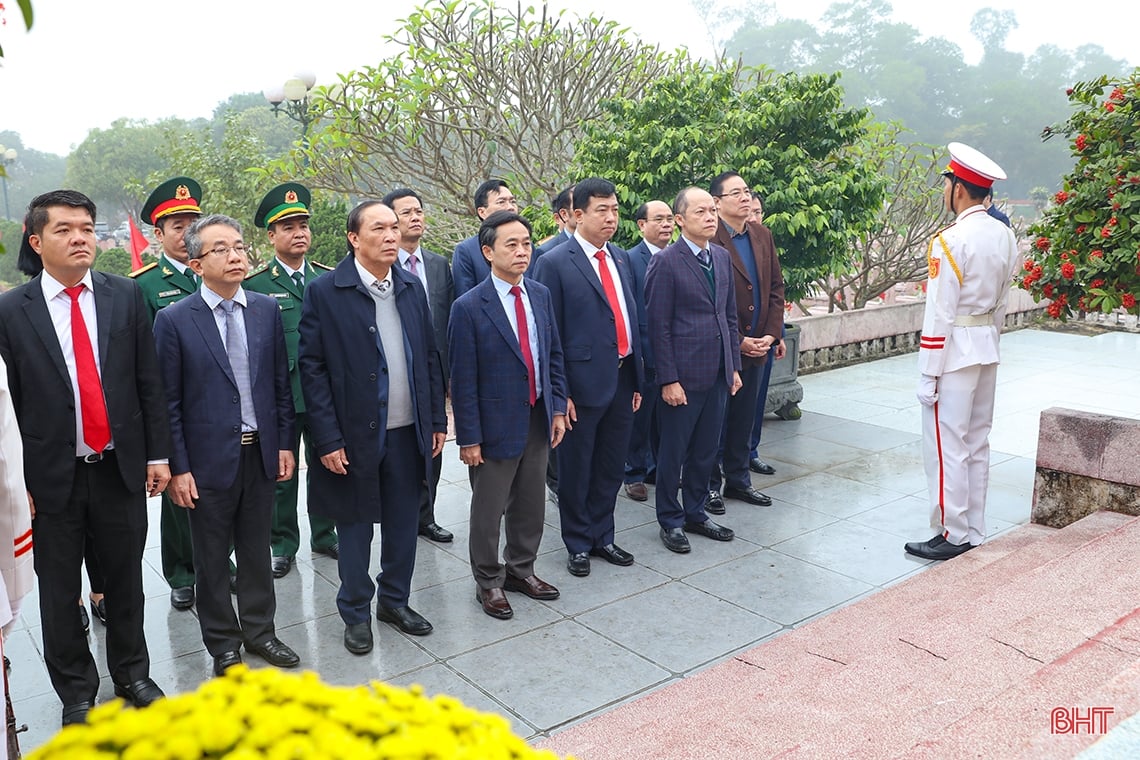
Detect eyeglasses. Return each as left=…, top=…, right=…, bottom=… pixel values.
left=716, top=188, right=753, bottom=201
left=201, top=244, right=249, bottom=258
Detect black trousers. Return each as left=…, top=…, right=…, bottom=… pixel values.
left=188, top=442, right=276, bottom=655
left=33, top=452, right=149, bottom=705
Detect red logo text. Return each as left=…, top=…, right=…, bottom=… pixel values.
left=1050, top=707, right=1114, bottom=735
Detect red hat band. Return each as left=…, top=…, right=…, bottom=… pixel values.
left=948, top=159, right=994, bottom=189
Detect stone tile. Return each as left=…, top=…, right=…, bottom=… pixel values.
left=390, top=663, right=534, bottom=737
left=800, top=395, right=900, bottom=421
left=265, top=561, right=342, bottom=629
left=711, top=502, right=838, bottom=547
left=801, top=419, right=920, bottom=452
left=274, top=613, right=434, bottom=684
left=827, top=448, right=929, bottom=497
left=984, top=481, right=1033, bottom=527
left=686, top=549, right=873, bottom=626
left=758, top=435, right=869, bottom=472
left=576, top=582, right=781, bottom=673
left=761, top=472, right=907, bottom=518
left=848, top=494, right=937, bottom=540
left=773, top=520, right=927, bottom=586
left=10, top=688, right=66, bottom=754
left=136, top=594, right=211, bottom=665
left=398, top=577, right=564, bottom=659
left=529, top=547, right=672, bottom=616
left=613, top=520, right=765, bottom=580
left=4, top=627, right=52, bottom=699
left=409, top=542, right=474, bottom=591
left=448, top=620, right=669, bottom=731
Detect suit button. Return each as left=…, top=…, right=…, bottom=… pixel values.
left=369, top=326, right=376, bottom=333
left=369, top=373, right=377, bottom=381
left=747, top=285, right=753, bottom=290
left=369, top=421, right=377, bottom=429
left=748, top=305, right=754, bottom=311
left=233, top=425, right=240, bottom=433
left=67, top=440, right=75, bottom=448
left=233, top=395, right=239, bottom=403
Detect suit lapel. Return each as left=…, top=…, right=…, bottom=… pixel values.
left=21, top=276, right=71, bottom=389
left=244, top=295, right=263, bottom=388
left=568, top=239, right=608, bottom=303
left=480, top=279, right=527, bottom=365
left=677, top=243, right=714, bottom=304
left=334, top=256, right=383, bottom=358
left=92, top=271, right=114, bottom=363
left=189, top=294, right=237, bottom=389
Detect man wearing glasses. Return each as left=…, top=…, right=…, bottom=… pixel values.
left=452, top=180, right=521, bottom=296
left=707, top=173, right=785, bottom=515
left=154, top=215, right=301, bottom=678
left=623, top=200, right=674, bottom=502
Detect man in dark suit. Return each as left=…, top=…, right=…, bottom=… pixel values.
left=383, top=188, right=454, bottom=544
left=623, top=200, right=674, bottom=502
left=299, top=201, right=447, bottom=656
left=0, top=190, right=172, bottom=725
left=707, top=172, right=785, bottom=513
left=450, top=211, right=568, bottom=619
left=154, top=214, right=301, bottom=678
left=245, top=183, right=339, bottom=579
left=452, top=180, right=519, bottom=296
left=534, top=185, right=575, bottom=257
left=646, top=187, right=742, bottom=554
left=533, top=177, right=643, bottom=577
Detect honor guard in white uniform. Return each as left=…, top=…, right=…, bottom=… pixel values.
left=905, top=143, right=1020, bottom=561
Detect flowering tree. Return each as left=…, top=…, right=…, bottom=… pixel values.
left=1020, top=69, right=1140, bottom=319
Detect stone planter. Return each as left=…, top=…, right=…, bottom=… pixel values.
left=764, top=322, right=803, bottom=420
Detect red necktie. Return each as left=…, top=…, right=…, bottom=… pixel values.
left=593, top=250, right=630, bottom=357
left=510, top=285, right=537, bottom=406
left=64, top=285, right=111, bottom=453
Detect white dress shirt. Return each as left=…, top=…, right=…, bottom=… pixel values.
left=574, top=231, right=634, bottom=357
left=491, top=273, right=542, bottom=400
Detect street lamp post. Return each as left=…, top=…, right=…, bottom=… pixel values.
left=0, top=145, right=16, bottom=222
left=264, top=71, right=317, bottom=144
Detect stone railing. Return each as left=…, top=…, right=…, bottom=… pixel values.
left=1032, top=407, right=1140, bottom=528
left=791, top=289, right=1045, bottom=374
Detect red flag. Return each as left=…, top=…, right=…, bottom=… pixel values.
left=128, top=217, right=149, bottom=271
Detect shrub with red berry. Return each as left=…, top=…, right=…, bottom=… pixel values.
left=1022, top=70, right=1140, bottom=321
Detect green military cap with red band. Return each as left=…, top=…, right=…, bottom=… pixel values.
left=141, top=177, right=204, bottom=226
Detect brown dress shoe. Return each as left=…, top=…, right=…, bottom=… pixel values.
left=504, top=574, right=560, bottom=600
left=624, top=482, right=649, bottom=501
left=476, top=587, right=513, bottom=619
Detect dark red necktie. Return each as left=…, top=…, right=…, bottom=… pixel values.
left=593, top=250, right=630, bottom=357
left=64, top=285, right=111, bottom=452
left=510, top=285, right=537, bottom=406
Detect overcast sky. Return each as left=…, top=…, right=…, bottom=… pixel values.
left=0, top=0, right=1135, bottom=156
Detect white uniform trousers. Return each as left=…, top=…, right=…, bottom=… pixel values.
left=921, top=363, right=998, bottom=546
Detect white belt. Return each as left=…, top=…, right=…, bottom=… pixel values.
left=953, top=312, right=995, bottom=327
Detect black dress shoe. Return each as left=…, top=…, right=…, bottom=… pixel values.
left=723, top=485, right=772, bottom=506
left=684, top=519, right=735, bottom=541
left=660, top=527, right=691, bottom=553
left=247, top=637, right=301, bottom=667
left=271, top=555, right=294, bottom=579
left=313, top=543, right=339, bottom=560
left=477, top=587, right=514, bottom=619
left=170, top=586, right=195, bottom=610
left=418, top=522, right=454, bottom=543
left=344, top=622, right=374, bottom=654
left=704, top=490, right=726, bottom=515
left=904, top=536, right=972, bottom=560
left=213, top=650, right=242, bottom=677
left=79, top=603, right=90, bottom=635
left=749, top=457, right=776, bottom=475
left=113, top=677, right=165, bottom=707
left=567, top=552, right=591, bottom=577
left=589, top=543, right=635, bottom=566
left=90, top=597, right=107, bottom=626
left=377, top=605, right=433, bottom=636
left=62, top=700, right=93, bottom=726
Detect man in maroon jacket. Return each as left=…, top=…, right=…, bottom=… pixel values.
left=706, top=172, right=785, bottom=514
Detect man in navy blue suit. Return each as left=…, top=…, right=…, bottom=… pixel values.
left=154, top=214, right=300, bottom=677
left=451, top=180, right=519, bottom=297
left=623, top=200, right=674, bottom=502
left=449, top=211, right=568, bottom=620
left=646, top=187, right=742, bottom=553
left=299, top=201, right=447, bottom=655
left=534, top=177, right=643, bottom=577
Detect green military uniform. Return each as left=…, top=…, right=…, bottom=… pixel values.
left=132, top=177, right=203, bottom=599
left=245, top=183, right=337, bottom=561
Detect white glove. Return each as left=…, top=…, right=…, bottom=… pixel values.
left=916, top=374, right=939, bottom=407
